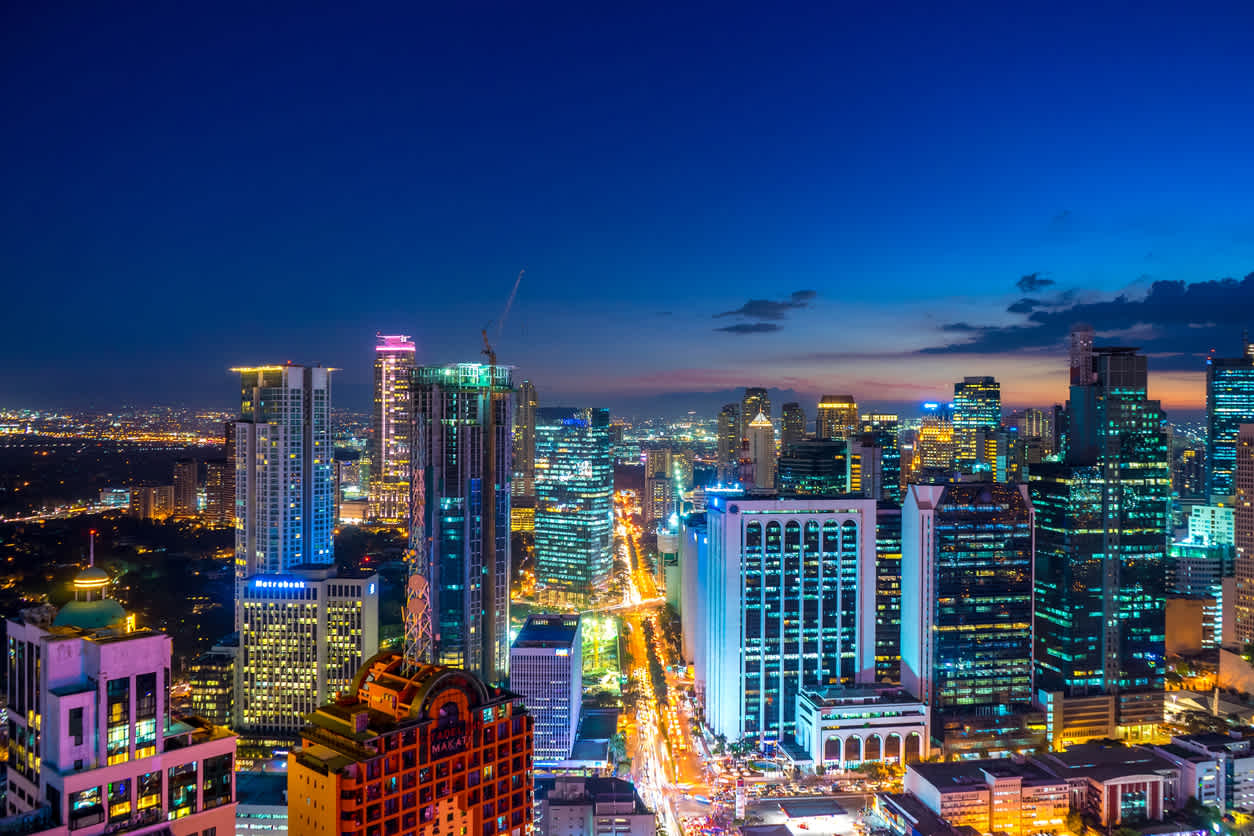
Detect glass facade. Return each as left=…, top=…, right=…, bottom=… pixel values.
left=414, top=363, right=514, bottom=681
left=1032, top=346, right=1169, bottom=716
left=534, top=408, right=613, bottom=604
left=875, top=506, right=902, bottom=682
left=953, top=376, right=1001, bottom=470
left=929, top=484, right=1033, bottom=708
left=1207, top=351, right=1254, bottom=499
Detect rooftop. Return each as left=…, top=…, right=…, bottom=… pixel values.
left=514, top=614, right=580, bottom=648
left=801, top=685, right=924, bottom=706
left=1035, top=743, right=1178, bottom=783
left=909, top=758, right=1062, bottom=789
left=235, top=771, right=288, bottom=807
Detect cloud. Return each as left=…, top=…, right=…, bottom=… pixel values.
left=1016, top=272, right=1055, bottom=293
left=714, top=289, right=816, bottom=321
left=715, top=322, right=782, bottom=334
left=1007, top=298, right=1042, bottom=314
left=922, top=271, right=1254, bottom=370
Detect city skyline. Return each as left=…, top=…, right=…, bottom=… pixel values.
left=3, top=5, right=1254, bottom=411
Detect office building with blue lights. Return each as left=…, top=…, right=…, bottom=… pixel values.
left=953, top=376, right=1002, bottom=471
left=231, top=365, right=380, bottom=740
left=414, top=362, right=514, bottom=683
left=901, top=483, right=1035, bottom=715
left=1207, top=338, right=1254, bottom=500
left=534, top=407, right=613, bottom=606
left=696, top=495, right=878, bottom=745
left=1031, top=339, right=1170, bottom=747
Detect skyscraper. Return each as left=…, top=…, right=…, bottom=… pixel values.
left=232, top=364, right=335, bottom=577
left=509, top=614, right=582, bottom=762
left=781, top=402, right=806, bottom=453
left=697, top=495, right=878, bottom=743
left=717, top=403, right=740, bottom=482
left=740, top=387, right=771, bottom=442
left=514, top=379, right=539, bottom=497
left=747, top=411, right=776, bottom=490
left=173, top=457, right=198, bottom=518
left=231, top=364, right=377, bottom=739
left=1233, top=425, right=1254, bottom=642
left=1206, top=337, right=1254, bottom=500
left=369, top=334, right=416, bottom=526
left=901, top=483, right=1034, bottom=713
left=534, top=408, right=613, bottom=605
left=1031, top=339, right=1170, bottom=746
left=777, top=439, right=848, bottom=496
left=953, top=376, right=1001, bottom=471
left=204, top=457, right=232, bottom=526
left=915, top=404, right=955, bottom=474
left=817, top=395, right=858, bottom=440
left=875, top=505, right=903, bottom=683
left=413, top=362, right=514, bottom=682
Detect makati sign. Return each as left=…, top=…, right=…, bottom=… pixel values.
left=430, top=722, right=467, bottom=758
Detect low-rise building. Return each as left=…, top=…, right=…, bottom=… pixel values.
left=1170, top=732, right=1254, bottom=812
left=235, top=771, right=287, bottom=836
left=1151, top=743, right=1222, bottom=810
left=536, top=776, right=654, bottom=836
left=1033, top=742, right=1181, bottom=827
left=793, top=686, right=928, bottom=770
left=904, top=760, right=1068, bottom=836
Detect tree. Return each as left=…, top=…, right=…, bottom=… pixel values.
left=1066, top=809, right=1085, bottom=836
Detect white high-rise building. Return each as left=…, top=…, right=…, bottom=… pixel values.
left=230, top=364, right=379, bottom=740
left=6, top=560, right=237, bottom=836
left=509, top=614, right=582, bottom=763
left=697, top=495, right=878, bottom=744
left=1190, top=504, right=1236, bottom=546
left=747, top=411, right=776, bottom=490
left=369, top=334, right=416, bottom=526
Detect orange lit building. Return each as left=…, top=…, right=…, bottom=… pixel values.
left=288, top=651, right=534, bottom=836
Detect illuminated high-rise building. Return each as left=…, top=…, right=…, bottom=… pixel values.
left=875, top=505, right=903, bottom=682
left=513, top=379, right=539, bottom=497
left=915, top=403, right=955, bottom=474
left=173, top=457, right=198, bottom=518
left=1031, top=340, right=1170, bottom=747
left=369, top=334, right=416, bottom=526
left=747, top=411, right=776, bottom=490
left=740, top=387, right=771, bottom=442
left=534, top=408, right=613, bottom=605
left=859, top=413, right=903, bottom=505
left=232, top=364, right=335, bottom=577
left=6, top=557, right=237, bottom=836
left=953, top=376, right=1001, bottom=471
left=413, top=363, right=514, bottom=682
left=902, top=483, right=1034, bottom=713
left=697, top=494, right=878, bottom=744
left=1206, top=336, right=1254, bottom=500
left=287, top=653, right=534, bottom=836
left=717, top=403, right=740, bottom=482
left=509, top=613, right=582, bottom=762
left=781, top=402, right=806, bottom=453
left=231, top=364, right=378, bottom=741
left=777, top=440, right=848, bottom=496
left=817, top=395, right=858, bottom=440
left=1234, top=425, right=1254, bottom=642
left=204, top=457, right=232, bottom=526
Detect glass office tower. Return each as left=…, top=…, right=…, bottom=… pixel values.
left=1031, top=341, right=1170, bottom=746
left=534, top=407, right=613, bottom=605
left=1207, top=339, right=1254, bottom=499
left=413, top=363, right=514, bottom=683
left=902, top=483, right=1034, bottom=712
left=953, top=376, right=1002, bottom=470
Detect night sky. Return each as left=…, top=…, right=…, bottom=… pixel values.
left=4, top=3, right=1253, bottom=415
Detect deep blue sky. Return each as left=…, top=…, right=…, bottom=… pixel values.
left=3, top=2, right=1253, bottom=415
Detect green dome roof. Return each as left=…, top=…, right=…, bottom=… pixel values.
left=53, top=599, right=128, bottom=630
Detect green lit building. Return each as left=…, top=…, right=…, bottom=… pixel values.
left=953, top=376, right=1001, bottom=471
left=875, top=505, right=902, bottom=683
left=777, top=439, right=848, bottom=496
left=901, top=483, right=1035, bottom=715
left=1031, top=341, right=1170, bottom=747
left=413, top=362, right=513, bottom=683
left=534, top=407, right=613, bottom=606
left=1206, top=338, right=1254, bottom=499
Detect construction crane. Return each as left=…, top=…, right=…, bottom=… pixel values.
left=481, top=269, right=524, bottom=365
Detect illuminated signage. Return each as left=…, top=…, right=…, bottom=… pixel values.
left=253, top=579, right=306, bottom=589
left=430, top=723, right=467, bottom=758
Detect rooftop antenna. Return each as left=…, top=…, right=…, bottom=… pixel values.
left=89, top=529, right=96, bottom=566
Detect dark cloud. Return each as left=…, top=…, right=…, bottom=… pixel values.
left=922, top=272, right=1254, bottom=370
left=1007, top=298, right=1041, bottom=314
left=714, top=289, right=816, bottom=321
left=715, top=322, right=782, bottom=334
left=1016, top=272, right=1055, bottom=293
